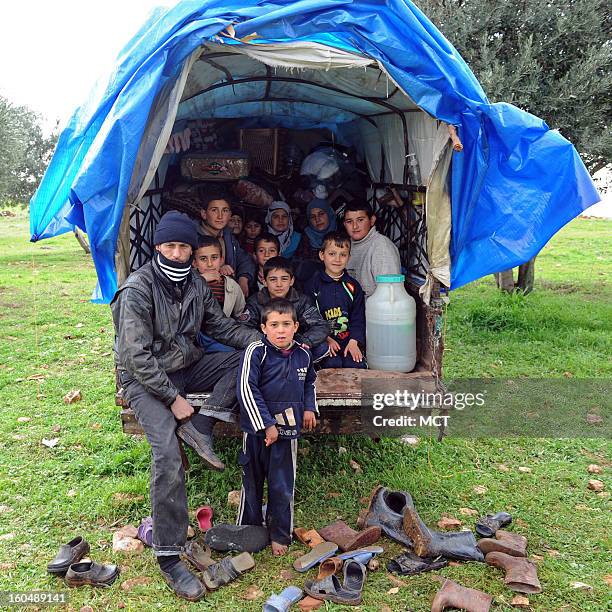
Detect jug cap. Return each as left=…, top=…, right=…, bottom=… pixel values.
left=376, top=274, right=405, bottom=283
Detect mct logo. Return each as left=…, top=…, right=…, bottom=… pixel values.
left=297, top=367, right=307, bottom=381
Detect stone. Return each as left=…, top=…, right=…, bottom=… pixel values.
left=511, top=594, right=530, bottom=608
left=112, top=532, right=144, bottom=554
left=587, top=479, right=604, bottom=492
left=227, top=490, right=241, bottom=506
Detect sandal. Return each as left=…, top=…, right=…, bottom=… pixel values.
left=263, top=585, right=303, bottom=611
left=183, top=539, right=214, bottom=572
left=201, top=551, right=255, bottom=591
left=136, top=516, right=153, bottom=547
left=337, top=545, right=384, bottom=561
left=195, top=506, right=213, bottom=532
left=293, top=541, right=338, bottom=573
left=343, top=559, right=366, bottom=593
left=304, top=562, right=365, bottom=607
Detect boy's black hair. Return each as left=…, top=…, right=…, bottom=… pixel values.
left=196, top=235, right=222, bottom=252
left=343, top=199, right=374, bottom=218
left=261, top=298, right=298, bottom=324
left=254, top=232, right=280, bottom=252
left=201, top=185, right=233, bottom=211
left=320, top=231, right=351, bottom=253
left=263, top=256, right=294, bottom=280
left=245, top=211, right=265, bottom=226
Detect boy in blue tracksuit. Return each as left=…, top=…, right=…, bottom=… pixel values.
left=303, top=231, right=367, bottom=369
left=236, top=298, right=317, bottom=556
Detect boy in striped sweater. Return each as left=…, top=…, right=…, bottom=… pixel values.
left=236, top=299, right=317, bottom=556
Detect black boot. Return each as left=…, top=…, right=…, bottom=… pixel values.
left=475, top=511, right=512, bottom=538
left=387, top=551, right=449, bottom=576
left=356, top=486, right=414, bottom=547
left=160, top=560, right=206, bottom=601
left=402, top=507, right=484, bottom=562
left=176, top=421, right=225, bottom=471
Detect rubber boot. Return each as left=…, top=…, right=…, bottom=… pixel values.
left=431, top=579, right=492, bottom=612
left=318, top=520, right=381, bottom=552
left=475, top=511, right=512, bottom=537
left=356, top=485, right=414, bottom=547
left=477, top=530, right=527, bottom=557
left=402, top=507, right=484, bottom=562
left=485, top=551, right=542, bottom=593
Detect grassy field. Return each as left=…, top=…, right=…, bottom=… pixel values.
left=0, top=210, right=609, bottom=611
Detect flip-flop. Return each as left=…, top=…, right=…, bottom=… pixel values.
left=293, top=542, right=338, bottom=573
left=195, top=506, right=213, bottom=532
left=204, top=523, right=269, bottom=553
left=136, top=517, right=153, bottom=547
left=337, top=545, right=384, bottom=561
left=201, top=551, right=255, bottom=591
left=263, top=585, right=303, bottom=611
left=183, top=539, right=215, bottom=572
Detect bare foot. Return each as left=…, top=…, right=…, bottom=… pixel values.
left=271, top=541, right=288, bottom=556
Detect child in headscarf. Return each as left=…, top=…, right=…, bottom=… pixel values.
left=265, top=201, right=301, bottom=258
left=297, top=198, right=337, bottom=260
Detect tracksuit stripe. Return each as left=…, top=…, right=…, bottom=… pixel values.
left=236, top=433, right=247, bottom=525
left=241, top=342, right=266, bottom=431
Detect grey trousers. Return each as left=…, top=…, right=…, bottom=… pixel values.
left=121, top=350, right=241, bottom=555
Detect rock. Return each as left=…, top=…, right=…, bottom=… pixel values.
left=116, top=525, right=139, bottom=539
left=66, top=489, right=77, bottom=497
left=459, top=507, right=478, bottom=517
left=52, top=424, right=61, bottom=432
left=587, top=464, right=602, bottom=474
left=338, top=446, right=347, bottom=454
left=437, top=516, right=462, bottom=530
left=387, top=587, right=400, bottom=594
left=586, top=413, right=603, bottom=425
left=244, top=585, right=264, bottom=600
left=63, top=389, right=82, bottom=404
left=80, top=607, right=94, bottom=612
left=227, top=490, right=241, bottom=506
left=518, top=466, right=532, bottom=473
left=121, top=577, right=152, bottom=591
left=349, top=459, right=362, bottom=473
left=41, top=438, right=59, bottom=448
left=400, top=435, right=420, bottom=446
left=570, top=581, right=592, bottom=590
left=112, top=532, right=144, bottom=554
left=118, top=603, right=126, bottom=609
left=473, top=485, right=487, bottom=495
left=17, top=417, right=31, bottom=423
left=0, top=533, right=16, bottom=541
left=603, top=575, right=612, bottom=587
left=511, top=594, right=530, bottom=608
left=587, top=479, right=604, bottom=492
left=497, top=464, right=510, bottom=472
left=597, top=491, right=610, bottom=498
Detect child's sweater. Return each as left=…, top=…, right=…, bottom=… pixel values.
left=303, top=270, right=365, bottom=345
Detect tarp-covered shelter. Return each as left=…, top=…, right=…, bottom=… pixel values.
left=29, top=0, right=600, bottom=303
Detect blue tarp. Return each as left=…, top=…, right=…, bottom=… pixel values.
left=29, top=0, right=600, bottom=303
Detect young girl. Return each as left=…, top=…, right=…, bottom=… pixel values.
left=265, top=201, right=301, bottom=258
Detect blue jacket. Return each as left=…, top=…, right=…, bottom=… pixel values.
left=303, top=270, right=366, bottom=345
left=237, top=338, right=318, bottom=439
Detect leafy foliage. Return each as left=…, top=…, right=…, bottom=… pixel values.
left=419, top=0, right=611, bottom=172
left=0, top=95, right=57, bottom=205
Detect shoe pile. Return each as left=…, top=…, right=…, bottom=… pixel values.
left=47, top=536, right=119, bottom=588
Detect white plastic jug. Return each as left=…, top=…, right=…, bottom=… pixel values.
left=366, top=274, right=417, bottom=372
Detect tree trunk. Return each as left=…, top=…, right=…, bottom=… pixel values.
left=74, top=228, right=90, bottom=254
left=495, top=269, right=515, bottom=292
left=495, top=257, right=536, bottom=294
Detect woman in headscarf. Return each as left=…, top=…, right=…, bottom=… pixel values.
left=265, top=200, right=301, bottom=258
left=295, top=198, right=337, bottom=260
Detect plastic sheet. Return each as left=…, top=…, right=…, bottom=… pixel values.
left=29, top=0, right=600, bottom=303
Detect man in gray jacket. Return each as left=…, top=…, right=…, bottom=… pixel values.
left=111, top=211, right=260, bottom=601
left=343, top=200, right=401, bottom=297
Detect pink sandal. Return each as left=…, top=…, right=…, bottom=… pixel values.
left=195, top=506, right=213, bottom=532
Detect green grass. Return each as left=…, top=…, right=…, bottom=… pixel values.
left=0, top=211, right=609, bottom=611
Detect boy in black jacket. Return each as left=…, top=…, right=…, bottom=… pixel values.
left=303, top=231, right=367, bottom=369
left=236, top=299, right=317, bottom=556
left=239, top=257, right=330, bottom=361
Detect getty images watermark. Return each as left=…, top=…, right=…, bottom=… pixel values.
left=360, top=378, right=610, bottom=438
left=371, top=389, right=486, bottom=430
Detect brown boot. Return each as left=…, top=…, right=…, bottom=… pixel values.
left=485, top=551, right=542, bottom=593
left=293, top=528, right=325, bottom=548
left=477, top=530, right=527, bottom=557
left=431, top=578, right=492, bottom=612
left=403, top=507, right=484, bottom=562
left=318, top=520, right=381, bottom=552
